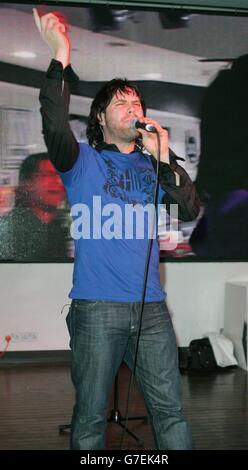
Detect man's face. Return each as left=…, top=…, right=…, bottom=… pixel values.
left=29, top=160, right=65, bottom=209
left=98, top=88, right=144, bottom=144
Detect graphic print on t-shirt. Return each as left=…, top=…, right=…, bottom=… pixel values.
left=103, top=158, right=155, bottom=205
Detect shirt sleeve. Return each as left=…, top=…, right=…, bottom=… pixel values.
left=39, top=59, right=80, bottom=172
left=150, top=153, right=201, bottom=221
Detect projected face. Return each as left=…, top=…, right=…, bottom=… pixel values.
left=29, top=160, right=65, bottom=209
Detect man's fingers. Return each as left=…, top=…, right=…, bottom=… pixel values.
left=53, top=12, right=69, bottom=33
left=58, top=24, right=66, bottom=34
left=33, top=8, right=69, bottom=37
left=53, top=11, right=68, bottom=24
left=46, top=17, right=60, bottom=31
left=33, top=8, right=41, bottom=33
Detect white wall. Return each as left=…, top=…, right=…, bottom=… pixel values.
left=0, top=262, right=248, bottom=351
left=0, top=264, right=73, bottom=351
left=160, top=262, right=248, bottom=345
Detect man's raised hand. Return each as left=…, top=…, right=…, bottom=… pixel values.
left=33, top=7, right=70, bottom=68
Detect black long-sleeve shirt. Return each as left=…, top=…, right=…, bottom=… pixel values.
left=39, top=59, right=200, bottom=221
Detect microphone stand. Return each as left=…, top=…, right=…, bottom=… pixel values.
left=107, top=371, right=147, bottom=447
left=59, top=370, right=148, bottom=447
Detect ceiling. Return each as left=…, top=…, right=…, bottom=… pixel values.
left=0, top=4, right=247, bottom=86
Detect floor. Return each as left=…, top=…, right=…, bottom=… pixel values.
left=0, top=362, right=247, bottom=450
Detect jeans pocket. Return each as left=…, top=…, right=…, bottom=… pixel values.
left=74, top=300, right=102, bottom=311
left=66, top=303, right=73, bottom=336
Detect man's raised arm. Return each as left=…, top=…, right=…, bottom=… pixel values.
left=33, top=8, right=79, bottom=172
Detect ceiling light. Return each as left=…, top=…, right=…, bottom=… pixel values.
left=159, top=10, right=191, bottom=29
left=11, top=51, right=37, bottom=59
left=143, top=72, right=163, bottom=80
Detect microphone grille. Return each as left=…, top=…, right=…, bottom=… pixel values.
left=130, top=118, right=138, bottom=130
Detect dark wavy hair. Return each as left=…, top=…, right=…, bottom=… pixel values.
left=86, top=78, right=146, bottom=147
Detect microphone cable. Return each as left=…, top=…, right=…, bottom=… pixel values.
left=120, top=130, right=161, bottom=449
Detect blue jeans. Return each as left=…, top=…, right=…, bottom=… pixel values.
left=66, top=300, right=193, bottom=450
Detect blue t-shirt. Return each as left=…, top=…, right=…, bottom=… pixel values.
left=60, top=143, right=166, bottom=302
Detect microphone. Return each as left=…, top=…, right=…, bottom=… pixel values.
left=130, top=118, right=156, bottom=133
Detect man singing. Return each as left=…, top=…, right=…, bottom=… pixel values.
left=34, top=8, right=199, bottom=450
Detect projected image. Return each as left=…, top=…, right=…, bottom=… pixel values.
left=0, top=3, right=247, bottom=261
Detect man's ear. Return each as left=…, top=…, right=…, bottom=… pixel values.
left=97, top=112, right=105, bottom=127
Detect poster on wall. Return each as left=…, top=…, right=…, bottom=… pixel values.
left=0, top=3, right=247, bottom=262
